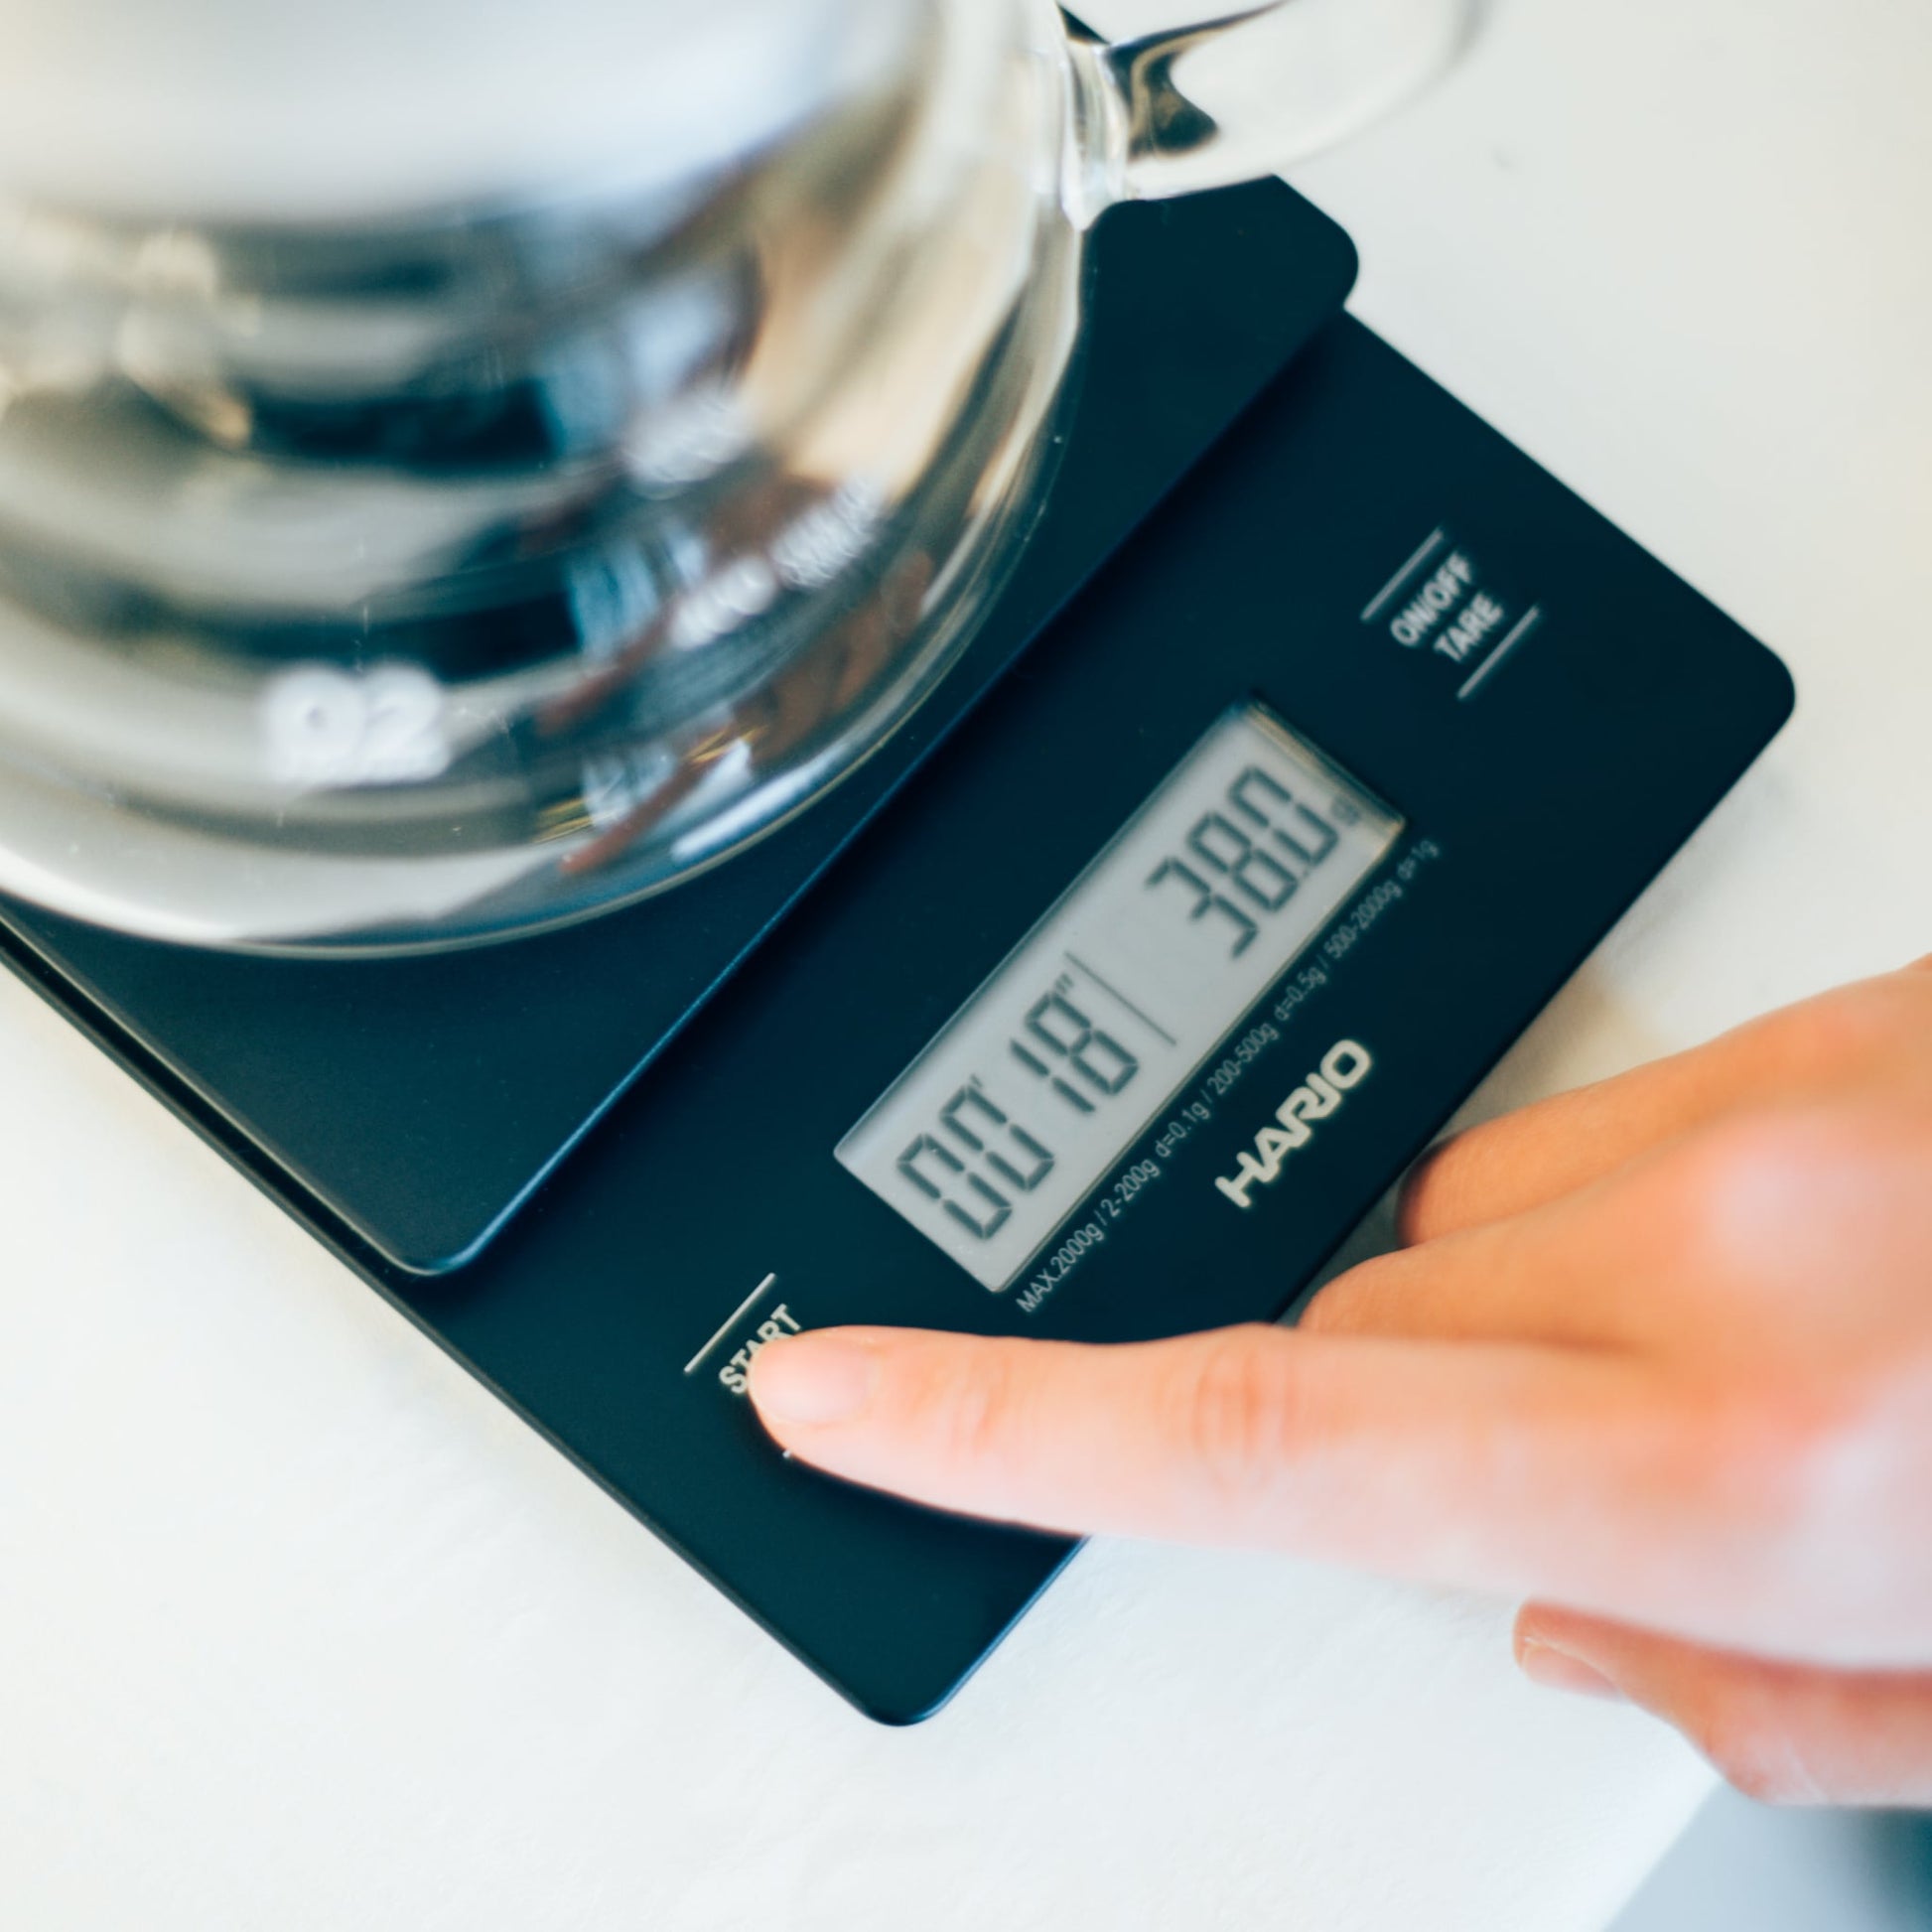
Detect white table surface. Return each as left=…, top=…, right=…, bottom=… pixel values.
left=3, top=5, right=1926, bottom=1928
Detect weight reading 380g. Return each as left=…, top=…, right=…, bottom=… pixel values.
left=838, top=708, right=1405, bottom=1292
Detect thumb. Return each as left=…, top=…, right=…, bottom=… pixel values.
left=747, top=1321, right=1656, bottom=1592
left=1515, top=1606, right=1932, bottom=1808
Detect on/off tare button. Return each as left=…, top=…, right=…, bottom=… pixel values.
left=683, top=1274, right=805, bottom=1397
left=1359, top=523, right=1546, bottom=702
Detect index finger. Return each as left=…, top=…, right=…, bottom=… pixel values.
left=749, top=1322, right=1759, bottom=1641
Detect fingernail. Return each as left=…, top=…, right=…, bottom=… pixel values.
left=748, top=1333, right=878, bottom=1427
left=1518, top=1639, right=1624, bottom=1704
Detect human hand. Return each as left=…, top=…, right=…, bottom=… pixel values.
left=751, top=960, right=1932, bottom=1804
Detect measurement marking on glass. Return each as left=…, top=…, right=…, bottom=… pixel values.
left=1361, top=527, right=1447, bottom=623
left=685, top=1274, right=779, bottom=1376
left=1458, top=606, right=1545, bottom=702
left=1065, top=951, right=1178, bottom=1047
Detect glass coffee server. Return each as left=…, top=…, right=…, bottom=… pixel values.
left=0, top=0, right=1472, bottom=950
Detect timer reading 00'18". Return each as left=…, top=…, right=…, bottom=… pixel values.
left=836, top=707, right=1406, bottom=1292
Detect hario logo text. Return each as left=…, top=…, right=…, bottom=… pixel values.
left=1213, top=1041, right=1373, bottom=1211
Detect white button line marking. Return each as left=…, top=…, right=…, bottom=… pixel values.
left=685, top=1274, right=779, bottom=1376
left=1457, top=606, right=1546, bottom=702
left=1360, top=526, right=1447, bottom=624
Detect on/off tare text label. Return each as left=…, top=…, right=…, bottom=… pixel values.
left=1361, top=526, right=1547, bottom=699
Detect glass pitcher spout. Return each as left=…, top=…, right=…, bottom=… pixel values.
left=1063, top=0, right=1476, bottom=222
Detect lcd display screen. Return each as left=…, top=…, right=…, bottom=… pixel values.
left=836, top=707, right=1405, bottom=1291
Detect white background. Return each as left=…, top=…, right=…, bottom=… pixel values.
left=3, top=3, right=1928, bottom=1927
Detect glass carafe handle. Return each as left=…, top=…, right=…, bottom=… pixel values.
left=1063, top=0, right=1475, bottom=220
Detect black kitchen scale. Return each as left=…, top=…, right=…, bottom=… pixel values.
left=0, top=180, right=1793, bottom=1724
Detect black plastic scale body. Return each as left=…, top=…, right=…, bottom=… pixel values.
left=0, top=183, right=1794, bottom=1723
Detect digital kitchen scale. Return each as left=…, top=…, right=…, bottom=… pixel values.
left=0, top=180, right=1794, bottom=1723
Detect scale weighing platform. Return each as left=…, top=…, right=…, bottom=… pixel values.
left=0, top=181, right=1793, bottom=1724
